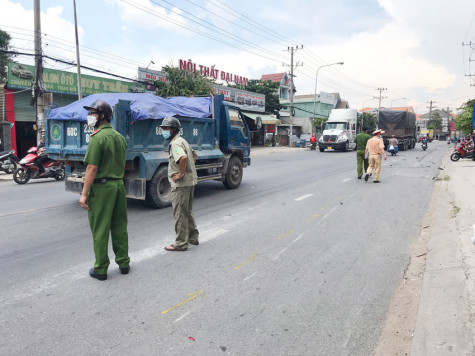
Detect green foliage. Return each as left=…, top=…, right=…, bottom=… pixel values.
left=311, top=117, right=328, bottom=132
left=361, top=112, right=378, bottom=132
left=153, top=66, right=214, bottom=97
left=428, top=112, right=443, bottom=130
left=0, top=29, right=13, bottom=82
left=455, top=99, right=475, bottom=134
left=230, top=79, right=282, bottom=115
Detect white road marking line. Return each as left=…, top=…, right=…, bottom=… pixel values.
left=271, top=233, right=304, bottom=260
left=342, top=178, right=351, bottom=182
left=244, top=272, right=257, bottom=281
left=173, top=310, right=192, bottom=323
left=294, top=194, right=313, bottom=202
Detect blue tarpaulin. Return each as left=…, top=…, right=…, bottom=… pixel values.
left=47, top=93, right=212, bottom=122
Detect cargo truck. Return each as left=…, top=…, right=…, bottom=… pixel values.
left=378, top=109, right=416, bottom=151
left=45, top=93, right=251, bottom=208
left=318, top=108, right=358, bottom=152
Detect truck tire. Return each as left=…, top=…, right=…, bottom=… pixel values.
left=343, top=141, right=349, bottom=152
left=145, top=165, right=172, bottom=208
left=319, top=147, right=324, bottom=152
left=223, top=156, right=243, bottom=189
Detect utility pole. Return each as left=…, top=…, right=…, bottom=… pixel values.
left=427, top=100, right=436, bottom=127
left=73, top=0, right=83, bottom=99
left=34, top=0, right=45, bottom=144
left=462, top=41, right=475, bottom=86
left=374, top=87, right=387, bottom=110
left=285, top=45, right=303, bottom=146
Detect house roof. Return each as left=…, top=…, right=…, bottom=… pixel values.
left=261, top=73, right=290, bottom=86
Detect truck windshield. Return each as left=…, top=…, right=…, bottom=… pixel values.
left=325, top=123, right=346, bottom=130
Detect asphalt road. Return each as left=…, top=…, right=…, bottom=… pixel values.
left=0, top=141, right=447, bottom=355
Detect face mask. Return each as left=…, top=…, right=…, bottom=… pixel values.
left=87, top=115, right=98, bottom=128
left=162, top=130, right=171, bottom=140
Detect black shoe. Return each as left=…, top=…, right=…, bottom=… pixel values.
left=358, top=176, right=362, bottom=179
left=364, top=174, right=369, bottom=182
left=373, top=180, right=380, bottom=183
left=89, top=268, right=107, bottom=281
left=189, top=241, right=199, bottom=245
left=120, top=266, right=130, bottom=275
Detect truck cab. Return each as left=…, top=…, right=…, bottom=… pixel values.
left=318, top=108, right=358, bottom=152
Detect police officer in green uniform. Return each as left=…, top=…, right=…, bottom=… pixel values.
left=162, top=117, right=199, bottom=252
left=354, top=127, right=371, bottom=179
left=79, top=100, right=130, bottom=280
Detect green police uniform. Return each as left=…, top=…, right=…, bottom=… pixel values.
left=84, top=123, right=129, bottom=274
left=354, top=131, right=371, bottom=178
left=168, top=134, right=199, bottom=249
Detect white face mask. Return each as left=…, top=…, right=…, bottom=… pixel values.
left=87, top=114, right=98, bottom=128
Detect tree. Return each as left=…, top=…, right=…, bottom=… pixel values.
left=427, top=112, right=443, bottom=130
left=237, top=79, right=282, bottom=115
left=153, top=65, right=214, bottom=97
left=0, top=29, right=13, bottom=82
left=455, top=99, right=475, bottom=134
left=360, top=112, right=378, bottom=132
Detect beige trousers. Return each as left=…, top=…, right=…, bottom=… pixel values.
left=367, top=154, right=382, bottom=181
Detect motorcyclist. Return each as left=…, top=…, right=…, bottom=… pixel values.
left=34, top=129, right=49, bottom=177
left=388, top=135, right=398, bottom=147
left=310, top=134, right=316, bottom=149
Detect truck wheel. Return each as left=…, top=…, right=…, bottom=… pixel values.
left=319, top=147, right=324, bottom=152
left=223, top=156, right=243, bottom=189
left=145, top=165, right=172, bottom=208
left=343, top=141, right=349, bottom=152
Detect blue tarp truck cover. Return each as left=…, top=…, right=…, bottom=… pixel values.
left=48, top=93, right=212, bottom=122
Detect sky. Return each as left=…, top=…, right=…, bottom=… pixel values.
left=1, top=0, right=475, bottom=114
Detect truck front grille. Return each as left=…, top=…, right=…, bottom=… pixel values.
left=322, top=135, right=338, bottom=142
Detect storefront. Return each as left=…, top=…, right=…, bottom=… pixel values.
left=4, top=62, right=143, bottom=157
left=242, top=112, right=281, bottom=146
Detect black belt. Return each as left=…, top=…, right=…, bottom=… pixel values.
left=94, top=177, right=122, bottom=183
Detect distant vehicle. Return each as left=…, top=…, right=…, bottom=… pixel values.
left=11, top=64, right=33, bottom=80
left=237, top=96, right=244, bottom=104
left=245, top=98, right=252, bottom=106
left=318, top=108, right=358, bottom=152
left=129, top=85, right=145, bottom=93
left=252, top=100, right=257, bottom=106
left=379, top=110, right=417, bottom=151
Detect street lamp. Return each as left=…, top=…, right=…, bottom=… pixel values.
left=391, top=97, right=406, bottom=107
left=146, top=60, right=155, bottom=69
left=312, top=62, right=344, bottom=131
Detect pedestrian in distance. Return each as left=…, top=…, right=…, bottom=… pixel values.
left=162, top=117, right=200, bottom=252
left=354, top=127, right=371, bottom=179
left=453, top=135, right=458, bottom=149
left=79, top=100, right=130, bottom=281
left=364, top=129, right=387, bottom=183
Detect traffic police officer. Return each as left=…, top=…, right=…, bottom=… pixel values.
left=162, top=117, right=199, bottom=251
left=79, top=100, right=130, bottom=280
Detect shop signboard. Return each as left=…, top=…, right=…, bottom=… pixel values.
left=7, top=62, right=145, bottom=95
left=137, top=67, right=168, bottom=93
left=212, top=84, right=265, bottom=113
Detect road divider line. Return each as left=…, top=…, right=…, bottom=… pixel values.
left=0, top=203, right=75, bottom=218
left=277, top=230, right=294, bottom=240
left=271, top=233, right=304, bottom=261
left=342, top=178, right=351, bottom=182
left=234, top=254, right=257, bottom=270
left=321, top=205, right=328, bottom=210
left=173, top=310, right=192, bottom=323
left=294, top=194, right=313, bottom=202
left=162, top=291, right=204, bottom=315
left=244, top=272, right=257, bottom=281
left=306, top=213, right=320, bottom=223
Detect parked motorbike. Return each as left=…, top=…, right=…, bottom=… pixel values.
left=450, top=145, right=474, bottom=161
left=0, top=150, right=19, bottom=174
left=13, top=146, right=65, bottom=184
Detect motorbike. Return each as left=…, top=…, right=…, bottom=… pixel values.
left=0, top=150, right=19, bottom=174
left=310, top=142, right=317, bottom=150
left=422, top=140, right=428, bottom=150
left=387, top=144, right=398, bottom=156
left=13, top=146, right=65, bottom=184
left=450, top=145, right=474, bottom=161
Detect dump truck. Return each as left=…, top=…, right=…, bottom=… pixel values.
left=378, top=109, right=417, bottom=151
left=45, top=93, right=252, bottom=208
